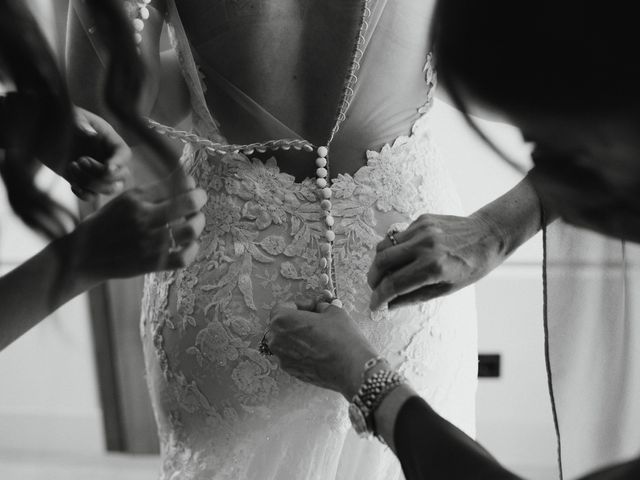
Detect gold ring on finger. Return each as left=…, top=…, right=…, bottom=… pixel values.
left=387, top=229, right=398, bottom=246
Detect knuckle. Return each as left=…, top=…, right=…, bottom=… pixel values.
left=183, top=223, right=197, bottom=240
left=132, top=204, right=152, bottom=229
left=426, top=260, right=443, bottom=276
left=374, top=249, right=388, bottom=266
left=380, top=278, right=396, bottom=297
left=118, top=190, right=137, bottom=208
left=174, top=254, right=187, bottom=268
left=417, top=214, right=433, bottom=226
left=184, top=194, right=198, bottom=213
left=421, top=236, right=436, bottom=248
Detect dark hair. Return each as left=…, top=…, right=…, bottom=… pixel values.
left=430, top=1, right=640, bottom=158
left=0, top=0, right=76, bottom=238
left=0, top=0, right=177, bottom=239
left=85, top=0, right=177, bottom=175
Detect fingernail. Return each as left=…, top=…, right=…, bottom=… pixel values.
left=369, top=296, right=378, bottom=311
left=79, top=157, right=92, bottom=168
left=78, top=121, right=98, bottom=136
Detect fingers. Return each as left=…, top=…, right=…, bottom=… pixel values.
left=295, top=298, right=317, bottom=312
left=165, top=241, right=200, bottom=269
left=139, top=173, right=197, bottom=203
left=369, top=259, right=443, bottom=311
left=169, top=213, right=206, bottom=246
left=67, top=156, right=127, bottom=195
left=147, top=188, right=208, bottom=226
left=73, top=108, right=132, bottom=180
left=367, top=242, right=416, bottom=289
left=71, top=185, right=96, bottom=202
left=375, top=226, right=414, bottom=252
left=294, top=298, right=333, bottom=313
left=316, top=301, right=332, bottom=313
left=268, top=303, right=323, bottom=332
left=388, top=282, right=453, bottom=310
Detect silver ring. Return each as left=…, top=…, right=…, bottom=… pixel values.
left=167, top=224, right=180, bottom=253
left=259, top=330, right=273, bottom=356
left=387, top=230, right=398, bottom=246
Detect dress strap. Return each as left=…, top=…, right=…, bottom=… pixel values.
left=165, top=0, right=223, bottom=142
left=147, top=118, right=315, bottom=155
left=326, top=0, right=373, bottom=146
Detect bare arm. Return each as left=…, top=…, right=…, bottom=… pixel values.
left=0, top=234, right=95, bottom=351
left=369, top=173, right=557, bottom=310
left=471, top=172, right=557, bottom=260
left=0, top=173, right=207, bottom=352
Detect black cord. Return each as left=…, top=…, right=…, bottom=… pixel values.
left=541, top=209, right=564, bottom=480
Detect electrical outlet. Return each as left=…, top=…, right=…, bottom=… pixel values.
left=478, top=354, right=501, bottom=378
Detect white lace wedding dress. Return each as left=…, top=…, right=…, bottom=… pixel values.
left=140, top=1, right=478, bottom=478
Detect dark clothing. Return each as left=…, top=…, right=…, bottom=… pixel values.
left=393, top=395, right=640, bottom=480
left=0, top=94, right=8, bottom=147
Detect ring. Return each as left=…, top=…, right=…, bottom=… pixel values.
left=166, top=224, right=180, bottom=253
left=387, top=229, right=398, bottom=246
left=259, top=330, right=273, bottom=356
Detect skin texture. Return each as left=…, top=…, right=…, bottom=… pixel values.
left=65, top=107, right=131, bottom=200
left=268, top=302, right=379, bottom=399
left=368, top=175, right=551, bottom=310
left=0, top=172, right=207, bottom=352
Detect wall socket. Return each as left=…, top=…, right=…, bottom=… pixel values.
left=478, top=354, right=501, bottom=378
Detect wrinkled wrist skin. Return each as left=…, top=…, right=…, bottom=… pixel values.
left=341, top=348, right=389, bottom=400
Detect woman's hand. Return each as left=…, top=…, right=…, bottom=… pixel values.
left=69, top=173, right=207, bottom=284
left=64, top=107, right=131, bottom=200
left=368, top=213, right=506, bottom=310
left=267, top=301, right=380, bottom=399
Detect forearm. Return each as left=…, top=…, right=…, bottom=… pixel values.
left=0, top=234, right=97, bottom=351
left=374, top=386, right=520, bottom=479
left=377, top=385, right=640, bottom=480
left=471, top=173, right=557, bottom=260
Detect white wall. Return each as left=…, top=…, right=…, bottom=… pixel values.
left=0, top=173, right=104, bottom=455
left=431, top=99, right=558, bottom=479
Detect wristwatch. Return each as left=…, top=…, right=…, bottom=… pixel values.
left=348, top=397, right=371, bottom=437
left=348, top=359, right=405, bottom=438
left=348, top=356, right=384, bottom=437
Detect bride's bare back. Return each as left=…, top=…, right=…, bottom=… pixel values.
left=68, top=0, right=435, bottom=179
left=172, top=0, right=435, bottom=179
left=178, top=0, right=361, bottom=143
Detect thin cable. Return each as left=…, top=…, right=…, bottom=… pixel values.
left=541, top=208, right=564, bottom=480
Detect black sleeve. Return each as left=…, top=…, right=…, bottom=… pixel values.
left=0, top=95, right=7, bottom=148
left=394, top=395, right=521, bottom=480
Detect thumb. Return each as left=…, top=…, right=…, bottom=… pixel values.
left=316, top=301, right=332, bottom=313
left=295, top=298, right=317, bottom=312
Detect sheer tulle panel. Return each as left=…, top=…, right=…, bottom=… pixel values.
left=173, top=0, right=437, bottom=174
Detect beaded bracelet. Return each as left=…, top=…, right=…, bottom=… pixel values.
left=348, top=369, right=405, bottom=439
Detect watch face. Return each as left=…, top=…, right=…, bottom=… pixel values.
left=348, top=404, right=368, bottom=436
